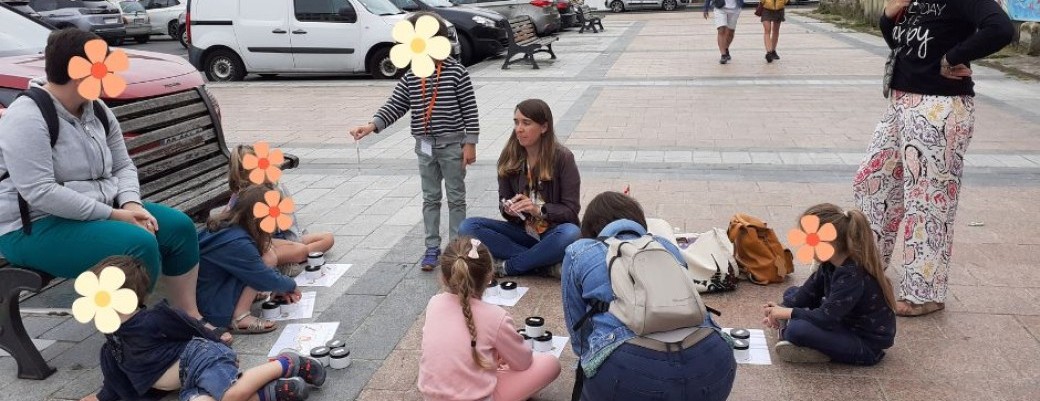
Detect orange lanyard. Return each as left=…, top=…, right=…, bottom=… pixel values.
left=420, top=63, right=443, bottom=136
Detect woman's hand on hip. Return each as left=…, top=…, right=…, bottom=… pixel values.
left=940, top=56, right=973, bottom=80
left=462, top=143, right=476, bottom=169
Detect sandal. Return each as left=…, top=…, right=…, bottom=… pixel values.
left=197, top=318, right=234, bottom=345
left=229, top=313, right=278, bottom=334
left=896, top=301, right=945, bottom=317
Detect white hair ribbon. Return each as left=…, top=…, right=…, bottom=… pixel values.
left=468, top=238, right=482, bottom=259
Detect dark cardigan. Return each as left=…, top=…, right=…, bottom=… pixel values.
left=498, top=145, right=581, bottom=227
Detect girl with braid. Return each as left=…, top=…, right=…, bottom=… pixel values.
left=418, top=237, right=560, bottom=401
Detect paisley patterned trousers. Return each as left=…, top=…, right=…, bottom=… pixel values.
left=852, top=90, right=975, bottom=304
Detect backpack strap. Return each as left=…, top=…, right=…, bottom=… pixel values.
left=1, top=88, right=64, bottom=235
left=92, top=100, right=112, bottom=138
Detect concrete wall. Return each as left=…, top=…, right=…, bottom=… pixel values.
left=818, top=0, right=884, bottom=27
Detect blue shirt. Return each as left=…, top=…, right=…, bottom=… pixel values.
left=97, top=301, right=223, bottom=401
left=785, top=260, right=897, bottom=349
left=197, top=225, right=297, bottom=327
left=561, top=219, right=690, bottom=376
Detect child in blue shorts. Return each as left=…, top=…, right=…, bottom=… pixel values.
left=88, top=256, right=327, bottom=401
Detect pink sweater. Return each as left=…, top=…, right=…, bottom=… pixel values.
left=418, top=293, right=533, bottom=401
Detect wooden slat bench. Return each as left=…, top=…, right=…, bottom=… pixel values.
left=502, top=15, right=559, bottom=70
left=576, top=5, right=604, bottom=34
left=0, top=87, right=299, bottom=380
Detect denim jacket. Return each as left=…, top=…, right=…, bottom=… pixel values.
left=561, top=219, right=689, bottom=377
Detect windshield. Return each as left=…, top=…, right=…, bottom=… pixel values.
left=120, top=1, right=145, bottom=12
left=356, top=0, right=402, bottom=16
left=0, top=6, right=51, bottom=57
left=423, top=0, right=452, bottom=7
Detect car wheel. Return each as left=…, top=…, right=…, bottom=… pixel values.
left=458, top=34, right=475, bottom=66
left=168, top=21, right=179, bottom=37
left=108, top=37, right=125, bottom=46
left=662, top=0, right=677, bottom=11
left=368, top=47, right=401, bottom=79
left=205, top=49, right=246, bottom=82
left=610, top=1, right=624, bottom=13
left=178, top=27, right=188, bottom=48
left=135, top=35, right=150, bottom=44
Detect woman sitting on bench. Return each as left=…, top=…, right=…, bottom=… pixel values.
left=0, top=29, right=226, bottom=341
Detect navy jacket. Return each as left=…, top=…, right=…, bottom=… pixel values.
left=97, top=301, right=223, bottom=401
left=197, top=225, right=297, bottom=327
left=784, top=260, right=897, bottom=349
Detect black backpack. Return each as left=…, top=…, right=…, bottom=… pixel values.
left=0, top=87, right=112, bottom=235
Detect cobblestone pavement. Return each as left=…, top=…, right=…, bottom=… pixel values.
left=4, top=7, right=1040, bottom=401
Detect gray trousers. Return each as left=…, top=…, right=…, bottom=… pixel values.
left=416, top=140, right=467, bottom=249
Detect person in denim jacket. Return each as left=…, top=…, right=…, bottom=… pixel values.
left=561, top=191, right=736, bottom=401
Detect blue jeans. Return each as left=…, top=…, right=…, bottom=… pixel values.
left=179, top=338, right=241, bottom=401
left=458, top=217, right=579, bottom=275
left=781, top=287, right=886, bottom=366
left=581, top=334, right=736, bottom=401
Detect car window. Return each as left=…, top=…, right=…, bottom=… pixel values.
left=119, top=0, right=145, bottom=12
left=387, top=0, right=418, bottom=10
left=0, top=5, right=51, bottom=57
left=424, top=0, right=452, bottom=7
left=356, top=0, right=402, bottom=16
left=294, top=0, right=354, bottom=22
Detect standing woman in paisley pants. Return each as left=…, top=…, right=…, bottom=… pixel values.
left=853, top=0, right=1013, bottom=316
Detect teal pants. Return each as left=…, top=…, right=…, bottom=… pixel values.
left=0, top=203, right=199, bottom=289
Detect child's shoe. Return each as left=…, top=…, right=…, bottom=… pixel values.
left=420, top=247, right=441, bottom=272
left=261, top=377, right=310, bottom=401
left=276, top=350, right=327, bottom=387
left=774, top=341, right=831, bottom=363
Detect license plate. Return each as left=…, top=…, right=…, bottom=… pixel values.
left=105, top=17, right=118, bottom=24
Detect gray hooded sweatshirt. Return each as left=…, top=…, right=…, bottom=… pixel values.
left=0, top=78, right=141, bottom=236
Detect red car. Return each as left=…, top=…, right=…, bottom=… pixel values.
left=0, top=2, right=220, bottom=134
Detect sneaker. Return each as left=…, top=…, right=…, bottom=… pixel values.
left=276, top=350, right=327, bottom=387
left=771, top=51, right=780, bottom=60
left=719, top=54, right=729, bottom=64
left=260, top=377, right=310, bottom=401
left=774, top=341, right=831, bottom=363
left=765, top=52, right=774, bottom=63
left=421, top=247, right=441, bottom=272
left=493, top=259, right=508, bottom=278
left=545, top=262, right=563, bottom=279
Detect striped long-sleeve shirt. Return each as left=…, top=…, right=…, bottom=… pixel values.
left=372, top=59, right=480, bottom=145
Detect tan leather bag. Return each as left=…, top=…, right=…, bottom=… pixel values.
left=727, top=214, right=793, bottom=285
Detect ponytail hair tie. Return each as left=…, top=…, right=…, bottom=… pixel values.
left=468, top=238, right=482, bottom=259
left=470, top=340, right=477, bottom=347
left=844, top=210, right=851, bottom=218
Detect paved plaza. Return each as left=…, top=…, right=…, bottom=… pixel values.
left=3, top=7, right=1040, bottom=401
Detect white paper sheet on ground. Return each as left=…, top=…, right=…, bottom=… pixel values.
left=295, top=263, right=352, bottom=287
left=0, top=339, right=55, bottom=357
left=267, top=322, right=340, bottom=357
left=481, top=287, right=529, bottom=307
left=534, top=336, right=570, bottom=359
left=269, top=292, right=316, bottom=321
left=724, top=328, right=772, bottom=365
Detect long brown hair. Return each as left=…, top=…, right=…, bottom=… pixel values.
left=498, top=99, right=559, bottom=182
left=440, top=236, right=494, bottom=370
left=579, top=191, right=647, bottom=239
left=229, top=144, right=256, bottom=193
left=801, top=203, right=897, bottom=310
left=207, top=184, right=275, bottom=254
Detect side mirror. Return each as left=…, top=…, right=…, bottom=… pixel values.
left=337, top=5, right=357, bottom=22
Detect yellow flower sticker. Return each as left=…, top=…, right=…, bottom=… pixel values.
left=67, top=39, right=128, bottom=101
left=787, top=215, right=837, bottom=264
left=253, top=190, right=294, bottom=233
left=390, top=15, right=452, bottom=78
left=242, top=141, right=284, bottom=185
left=72, top=267, right=139, bottom=334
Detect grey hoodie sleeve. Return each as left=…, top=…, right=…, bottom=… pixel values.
left=99, top=104, right=142, bottom=207
left=0, top=101, right=113, bottom=221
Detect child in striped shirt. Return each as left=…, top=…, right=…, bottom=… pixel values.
left=350, top=12, right=480, bottom=271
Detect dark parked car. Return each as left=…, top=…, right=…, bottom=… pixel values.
left=28, top=0, right=125, bottom=44
left=555, top=0, right=575, bottom=29
left=391, top=0, right=509, bottom=66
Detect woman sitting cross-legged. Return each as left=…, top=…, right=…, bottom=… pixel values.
left=458, top=99, right=580, bottom=277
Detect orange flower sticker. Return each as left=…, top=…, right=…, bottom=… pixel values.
left=787, top=215, right=837, bottom=264
left=243, top=141, right=284, bottom=185
left=67, top=39, right=128, bottom=100
left=253, top=190, right=294, bottom=233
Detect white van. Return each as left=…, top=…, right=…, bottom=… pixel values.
left=187, top=0, right=459, bottom=80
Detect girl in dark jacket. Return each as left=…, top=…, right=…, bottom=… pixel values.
left=459, top=99, right=581, bottom=277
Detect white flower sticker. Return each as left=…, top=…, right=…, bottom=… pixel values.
left=390, top=15, right=452, bottom=78
left=72, top=267, right=139, bottom=334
